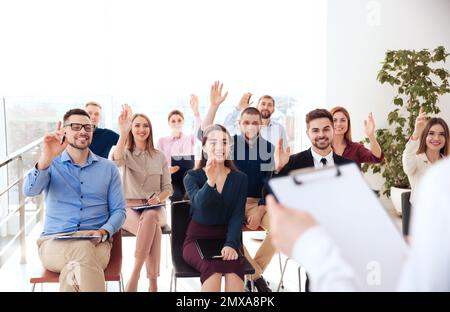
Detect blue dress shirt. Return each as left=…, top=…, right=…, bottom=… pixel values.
left=23, top=150, right=126, bottom=237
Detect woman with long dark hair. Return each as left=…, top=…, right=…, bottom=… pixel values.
left=330, top=106, right=384, bottom=168
left=183, top=124, right=248, bottom=292
left=403, top=109, right=449, bottom=205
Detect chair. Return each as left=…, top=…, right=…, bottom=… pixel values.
left=30, top=231, right=124, bottom=292
left=169, top=200, right=256, bottom=292
left=276, top=257, right=304, bottom=292
left=242, top=224, right=288, bottom=291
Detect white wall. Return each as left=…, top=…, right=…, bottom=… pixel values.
left=326, top=0, right=450, bottom=192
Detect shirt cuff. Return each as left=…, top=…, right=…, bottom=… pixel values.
left=101, top=224, right=114, bottom=238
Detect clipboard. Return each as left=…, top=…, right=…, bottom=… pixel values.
left=131, top=203, right=166, bottom=211
left=195, top=239, right=244, bottom=260
left=268, top=163, right=408, bottom=291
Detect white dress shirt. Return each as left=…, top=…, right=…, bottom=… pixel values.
left=291, top=157, right=450, bottom=291
left=310, top=148, right=334, bottom=169
left=402, top=138, right=442, bottom=205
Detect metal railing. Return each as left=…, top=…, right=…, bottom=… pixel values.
left=0, top=137, right=44, bottom=264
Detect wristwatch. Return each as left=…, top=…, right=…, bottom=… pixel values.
left=99, top=229, right=109, bottom=242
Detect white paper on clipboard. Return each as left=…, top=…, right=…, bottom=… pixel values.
left=268, top=163, right=408, bottom=291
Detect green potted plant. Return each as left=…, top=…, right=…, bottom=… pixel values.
left=362, top=46, right=450, bottom=214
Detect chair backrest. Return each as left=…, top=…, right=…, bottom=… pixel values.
left=170, top=200, right=191, bottom=254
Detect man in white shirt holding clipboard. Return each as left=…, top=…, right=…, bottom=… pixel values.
left=266, top=157, right=450, bottom=292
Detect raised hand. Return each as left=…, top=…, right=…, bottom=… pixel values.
left=364, top=112, right=376, bottom=137
left=237, top=92, right=253, bottom=111
left=274, top=138, right=291, bottom=172
left=412, top=107, right=428, bottom=140
left=204, top=157, right=219, bottom=186
left=189, top=94, right=200, bottom=116
left=209, top=81, right=228, bottom=107
left=38, top=121, right=68, bottom=170
left=118, top=104, right=133, bottom=135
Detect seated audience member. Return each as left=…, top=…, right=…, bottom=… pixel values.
left=112, top=104, right=173, bottom=292
left=330, top=106, right=384, bottom=168
left=183, top=124, right=248, bottom=292
left=201, top=81, right=275, bottom=292
left=85, top=101, right=119, bottom=158
left=23, top=108, right=126, bottom=292
left=266, top=156, right=450, bottom=291
left=157, top=95, right=201, bottom=201
left=269, top=108, right=354, bottom=291
left=221, top=84, right=288, bottom=149
left=274, top=108, right=354, bottom=176
left=402, top=109, right=449, bottom=205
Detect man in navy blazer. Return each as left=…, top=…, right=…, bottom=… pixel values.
left=268, top=108, right=354, bottom=292
left=274, top=108, right=354, bottom=176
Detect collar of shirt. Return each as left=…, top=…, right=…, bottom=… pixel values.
left=132, top=149, right=148, bottom=157
left=311, top=148, right=334, bottom=168
left=170, top=132, right=185, bottom=140
left=60, top=150, right=99, bottom=167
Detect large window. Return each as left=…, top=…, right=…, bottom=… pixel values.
left=0, top=0, right=327, bottom=235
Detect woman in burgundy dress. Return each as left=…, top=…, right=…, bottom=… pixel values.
left=330, top=106, right=384, bottom=168
left=183, top=124, right=248, bottom=292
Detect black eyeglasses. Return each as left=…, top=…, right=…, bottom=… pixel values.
left=63, top=123, right=95, bottom=132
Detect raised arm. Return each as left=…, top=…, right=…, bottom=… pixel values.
left=189, top=94, right=202, bottom=136
left=364, top=112, right=383, bottom=159
left=201, top=81, right=228, bottom=130
left=402, top=109, right=427, bottom=176
left=223, top=92, right=252, bottom=135
left=184, top=169, right=222, bottom=220
left=112, top=104, right=133, bottom=163
left=23, top=121, right=68, bottom=196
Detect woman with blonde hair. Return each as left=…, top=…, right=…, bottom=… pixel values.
left=113, top=104, right=172, bottom=292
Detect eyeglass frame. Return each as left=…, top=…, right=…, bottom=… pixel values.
left=63, top=123, right=96, bottom=132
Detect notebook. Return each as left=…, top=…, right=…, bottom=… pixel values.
left=131, top=203, right=166, bottom=211
left=195, top=239, right=244, bottom=260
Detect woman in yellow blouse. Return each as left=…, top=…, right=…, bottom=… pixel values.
left=113, top=104, right=173, bottom=292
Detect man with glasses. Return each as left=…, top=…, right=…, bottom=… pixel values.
left=23, top=108, right=126, bottom=292
left=85, top=102, right=119, bottom=159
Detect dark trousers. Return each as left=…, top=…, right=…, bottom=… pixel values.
left=170, top=182, right=185, bottom=202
